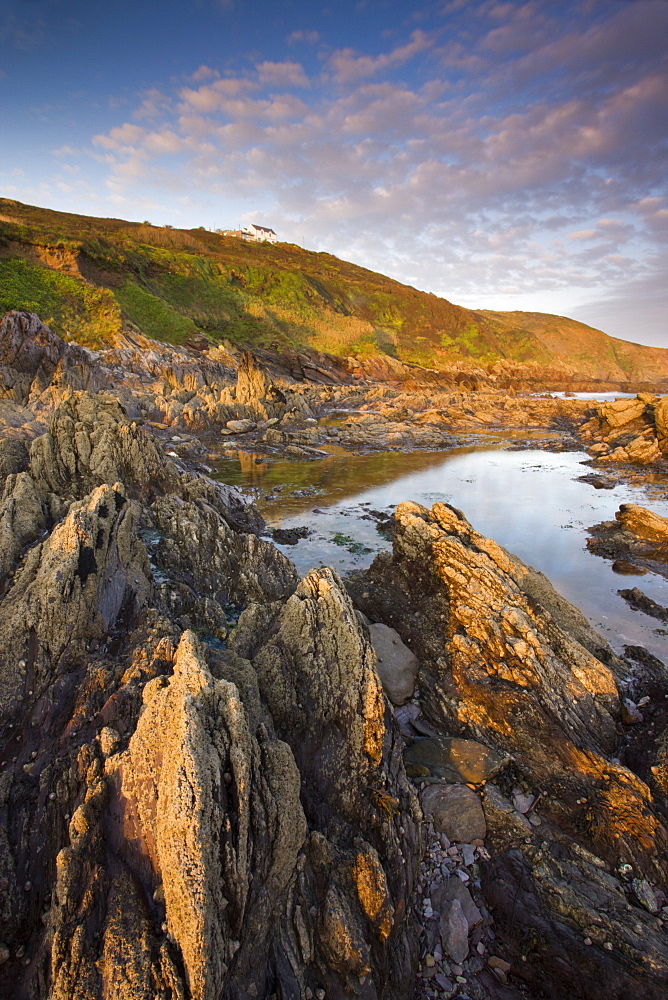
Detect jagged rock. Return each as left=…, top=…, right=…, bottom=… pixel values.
left=101, top=631, right=307, bottom=1000
left=655, top=396, right=668, bottom=454
left=235, top=351, right=286, bottom=420
left=0, top=482, right=151, bottom=723
left=0, top=438, right=29, bottom=481
left=229, top=568, right=421, bottom=997
left=151, top=486, right=298, bottom=610
left=598, top=398, right=646, bottom=428
left=482, top=842, right=668, bottom=1000
left=420, top=784, right=486, bottom=842
left=0, top=311, right=67, bottom=380
left=368, top=622, right=419, bottom=705
left=0, top=471, right=55, bottom=580
left=30, top=392, right=180, bottom=501
left=348, top=500, right=667, bottom=880
left=588, top=504, right=668, bottom=577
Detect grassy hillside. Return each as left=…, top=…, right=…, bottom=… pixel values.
left=1, top=198, right=666, bottom=381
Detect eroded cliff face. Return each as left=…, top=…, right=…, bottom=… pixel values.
left=0, top=314, right=420, bottom=999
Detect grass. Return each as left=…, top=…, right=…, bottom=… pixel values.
left=0, top=256, right=122, bottom=346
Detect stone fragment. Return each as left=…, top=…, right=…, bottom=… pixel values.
left=368, top=622, right=419, bottom=705
left=511, top=790, right=535, bottom=814
left=394, top=701, right=420, bottom=737
left=439, top=898, right=469, bottom=964
left=482, top=784, right=533, bottom=846
left=432, top=877, right=482, bottom=930
left=404, top=737, right=509, bottom=783
left=420, top=784, right=486, bottom=842
left=226, top=419, right=256, bottom=433
left=632, top=879, right=661, bottom=914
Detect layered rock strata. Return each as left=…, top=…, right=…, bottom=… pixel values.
left=0, top=356, right=420, bottom=999
left=348, top=501, right=668, bottom=998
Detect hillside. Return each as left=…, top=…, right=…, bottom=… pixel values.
left=1, top=198, right=667, bottom=383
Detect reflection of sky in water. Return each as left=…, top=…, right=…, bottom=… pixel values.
left=216, top=447, right=668, bottom=659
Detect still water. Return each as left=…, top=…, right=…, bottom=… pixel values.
left=215, top=445, right=668, bottom=659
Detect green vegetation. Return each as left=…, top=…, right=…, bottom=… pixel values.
left=114, top=281, right=198, bottom=344
left=0, top=256, right=122, bottom=346
left=1, top=197, right=667, bottom=380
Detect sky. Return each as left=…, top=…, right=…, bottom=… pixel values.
left=1, top=0, right=666, bottom=348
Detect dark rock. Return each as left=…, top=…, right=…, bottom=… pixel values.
left=270, top=525, right=310, bottom=545
left=618, top=588, right=668, bottom=622
left=420, top=784, right=486, bottom=842
left=404, top=737, right=509, bottom=784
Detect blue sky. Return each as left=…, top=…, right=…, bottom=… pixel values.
left=1, top=0, right=666, bottom=348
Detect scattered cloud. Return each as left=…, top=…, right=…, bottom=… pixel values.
left=287, top=29, right=321, bottom=45
left=7, top=0, right=665, bottom=345
left=326, top=29, right=433, bottom=83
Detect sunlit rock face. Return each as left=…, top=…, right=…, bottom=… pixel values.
left=587, top=503, right=668, bottom=578
left=348, top=500, right=668, bottom=997
left=0, top=320, right=421, bottom=1000
left=579, top=393, right=668, bottom=464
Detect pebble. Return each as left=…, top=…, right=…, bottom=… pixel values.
left=461, top=844, right=475, bottom=867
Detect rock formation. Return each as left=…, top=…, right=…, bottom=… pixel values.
left=348, top=500, right=668, bottom=997
left=0, top=314, right=420, bottom=1000
left=1, top=310, right=667, bottom=1000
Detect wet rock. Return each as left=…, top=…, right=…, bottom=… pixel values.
left=368, top=622, right=419, bottom=705
left=270, top=525, right=310, bottom=545
left=588, top=504, right=668, bottom=578
left=420, top=785, right=486, bottom=843
left=404, top=737, right=509, bottom=784
left=618, top=587, right=668, bottom=622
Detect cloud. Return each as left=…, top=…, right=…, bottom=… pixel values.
left=80, top=2, right=667, bottom=344
left=327, top=29, right=433, bottom=83
left=287, top=29, right=321, bottom=45
left=257, top=60, right=310, bottom=88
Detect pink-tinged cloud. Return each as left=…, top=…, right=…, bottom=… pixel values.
left=327, top=29, right=433, bottom=83
left=256, top=60, right=310, bottom=88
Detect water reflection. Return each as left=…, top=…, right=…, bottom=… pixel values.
left=214, top=445, right=668, bottom=660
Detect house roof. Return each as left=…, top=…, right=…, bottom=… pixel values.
left=249, top=223, right=276, bottom=234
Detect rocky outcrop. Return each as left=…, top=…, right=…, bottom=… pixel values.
left=348, top=500, right=668, bottom=997
left=579, top=394, right=668, bottom=464
left=0, top=339, right=421, bottom=999
left=29, top=391, right=180, bottom=501
left=587, top=504, right=668, bottom=578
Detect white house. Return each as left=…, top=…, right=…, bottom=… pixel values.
left=241, top=223, right=278, bottom=244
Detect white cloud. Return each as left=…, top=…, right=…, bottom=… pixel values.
left=73, top=2, right=667, bottom=346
